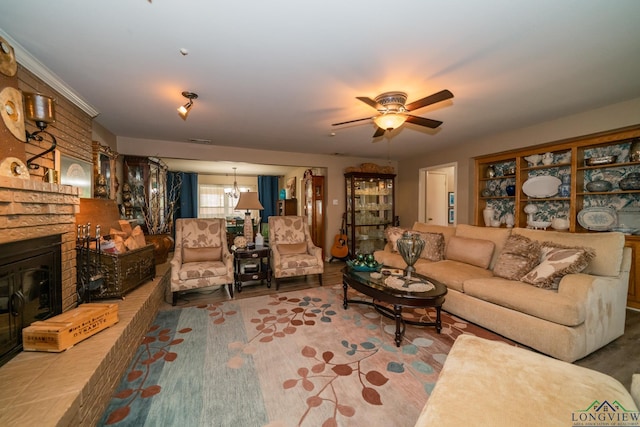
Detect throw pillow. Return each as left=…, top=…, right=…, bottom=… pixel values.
left=183, top=246, right=222, bottom=263
left=493, top=234, right=542, bottom=280
left=521, top=242, right=595, bottom=289
left=278, top=242, right=308, bottom=255
left=385, top=226, right=406, bottom=252
left=445, top=236, right=495, bottom=269
left=414, top=231, right=445, bottom=261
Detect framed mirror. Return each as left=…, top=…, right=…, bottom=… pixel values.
left=92, top=141, right=118, bottom=199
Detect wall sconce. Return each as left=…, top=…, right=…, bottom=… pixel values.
left=24, top=92, right=57, bottom=170
left=177, top=91, right=198, bottom=120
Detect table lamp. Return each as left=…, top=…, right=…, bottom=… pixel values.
left=235, top=191, right=263, bottom=243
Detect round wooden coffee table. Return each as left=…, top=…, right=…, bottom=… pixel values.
left=342, top=267, right=447, bottom=347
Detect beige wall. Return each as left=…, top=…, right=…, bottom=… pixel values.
left=397, top=97, right=640, bottom=227
left=116, top=136, right=398, bottom=257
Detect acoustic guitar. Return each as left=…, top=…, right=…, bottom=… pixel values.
left=330, top=213, right=349, bottom=260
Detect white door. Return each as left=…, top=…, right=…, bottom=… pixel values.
left=425, top=171, right=447, bottom=225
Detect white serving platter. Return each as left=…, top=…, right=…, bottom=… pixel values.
left=577, top=207, right=618, bottom=231
left=522, top=175, right=561, bottom=198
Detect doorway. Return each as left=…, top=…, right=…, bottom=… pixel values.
left=418, top=163, right=457, bottom=226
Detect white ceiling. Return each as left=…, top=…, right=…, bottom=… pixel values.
left=1, top=1, right=640, bottom=165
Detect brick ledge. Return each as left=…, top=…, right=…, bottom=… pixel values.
left=0, top=264, right=169, bottom=427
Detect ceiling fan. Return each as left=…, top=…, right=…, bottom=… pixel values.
left=332, top=89, right=454, bottom=137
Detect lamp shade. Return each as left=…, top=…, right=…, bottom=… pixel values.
left=235, top=191, right=264, bottom=211
left=373, top=113, right=407, bottom=130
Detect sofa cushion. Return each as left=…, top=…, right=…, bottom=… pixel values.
left=411, top=223, right=456, bottom=250
left=454, top=224, right=511, bottom=269
left=513, top=228, right=624, bottom=277
left=384, top=226, right=406, bottom=252
left=463, top=277, right=585, bottom=326
left=414, top=335, right=638, bottom=427
left=277, top=242, right=308, bottom=255
left=419, top=260, right=494, bottom=293
left=178, top=261, right=229, bottom=280
left=492, top=234, right=541, bottom=280
left=445, top=236, right=495, bottom=269
left=182, top=246, right=222, bottom=263
left=415, top=232, right=445, bottom=261
left=521, top=242, right=595, bottom=289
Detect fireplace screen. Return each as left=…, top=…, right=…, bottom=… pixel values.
left=0, top=235, right=62, bottom=366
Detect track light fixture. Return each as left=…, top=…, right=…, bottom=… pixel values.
left=177, top=91, right=198, bottom=120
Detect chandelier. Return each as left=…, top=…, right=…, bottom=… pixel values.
left=226, top=167, right=240, bottom=199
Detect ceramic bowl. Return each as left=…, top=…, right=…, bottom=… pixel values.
left=585, top=179, right=612, bottom=192
left=529, top=220, right=551, bottom=229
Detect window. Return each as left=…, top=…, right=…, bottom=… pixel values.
left=198, top=184, right=256, bottom=218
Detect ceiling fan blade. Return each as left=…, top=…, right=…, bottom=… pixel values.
left=331, top=117, right=373, bottom=126
left=372, top=127, right=386, bottom=138
left=356, top=96, right=383, bottom=110
left=404, top=89, right=454, bottom=112
left=405, top=115, right=443, bottom=129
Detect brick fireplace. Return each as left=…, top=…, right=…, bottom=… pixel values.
left=0, top=175, right=80, bottom=312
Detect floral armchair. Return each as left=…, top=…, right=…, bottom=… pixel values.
left=268, top=216, right=323, bottom=289
left=170, top=218, right=234, bottom=305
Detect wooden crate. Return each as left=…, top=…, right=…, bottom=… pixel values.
left=22, top=303, right=119, bottom=352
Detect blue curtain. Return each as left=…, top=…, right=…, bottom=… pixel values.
left=258, top=176, right=279, bottom=223
left=169, top=171, right=198, bottom=219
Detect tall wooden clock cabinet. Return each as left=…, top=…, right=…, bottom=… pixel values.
left=303, top=169, right=325, bottom=256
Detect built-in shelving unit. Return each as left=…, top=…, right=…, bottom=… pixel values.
left=474, top=124, right=640, bottom=308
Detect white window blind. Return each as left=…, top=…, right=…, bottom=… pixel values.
left=198, top=184, right=257, bottom=218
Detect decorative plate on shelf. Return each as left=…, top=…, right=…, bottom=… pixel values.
left=577, top=207, right=617, bottom=231
left=522, top=175, right=562, bottom=198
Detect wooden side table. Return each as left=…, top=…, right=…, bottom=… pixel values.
left=233, top=245, right=271, bottom=292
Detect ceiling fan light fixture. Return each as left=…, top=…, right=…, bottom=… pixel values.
left=373, top=112, right=407, bottom=130
left=177, top=91, right=198, bottom=120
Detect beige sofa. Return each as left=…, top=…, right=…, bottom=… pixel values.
left=374, top=223, right=631, bottom=362
left=414, top=335, right=640, bottom=427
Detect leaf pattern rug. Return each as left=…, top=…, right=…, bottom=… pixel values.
left=98, top=285, right=515, bottom=427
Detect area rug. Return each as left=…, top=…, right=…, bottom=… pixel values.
left=98, top=285, right=514, bottom=427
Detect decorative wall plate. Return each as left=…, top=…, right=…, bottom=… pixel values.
left=0, top=157, right=29, bottom=179
left=522, top=175, right=561, bottom=198
left=577, top=207, right=617, bottom=231
left=0, top=36, right=17, bottom=77
left=0, top=87, right=26, bottom=141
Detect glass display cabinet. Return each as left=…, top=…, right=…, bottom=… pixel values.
left=123, top=156, right=167, bottom=229
left=345, top=172, right=396, bottom=256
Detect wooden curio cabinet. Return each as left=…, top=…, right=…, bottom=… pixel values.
left=303, top=170, right=325, bottom=256
left=278, top=199, right=297, bottom=216
left=345, top=172, right=396, bottom=256
left=123, top=156, right=168, bottom=230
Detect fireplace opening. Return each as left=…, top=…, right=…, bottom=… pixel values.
left=0, top=234, right=62, bottom=366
